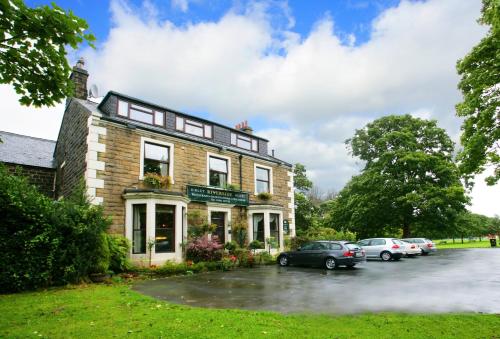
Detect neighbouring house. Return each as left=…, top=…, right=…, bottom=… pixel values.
left=8, top=59, right=293, bottom=265
left=0, top=131, right=56, bottom=197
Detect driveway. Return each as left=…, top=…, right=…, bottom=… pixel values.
left=133, top=248, right=500, bottom=314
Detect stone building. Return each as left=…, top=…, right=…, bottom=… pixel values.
left=0, top=131, right=56, bottom=197
left=52, top=60, right=295, bottom=265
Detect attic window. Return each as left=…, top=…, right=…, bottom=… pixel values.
left=231, top=132, right=258, bottom=152
left=117, top=99, right=164, bottom=126
left=176, top=116, right=212, bottom=139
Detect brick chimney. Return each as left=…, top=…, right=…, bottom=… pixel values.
left=69, top=57, right=89, bottom=100
left=236, top=120, right=253, bottom=134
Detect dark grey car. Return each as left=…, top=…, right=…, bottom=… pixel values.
left=277, top=241, right=366, bottom=270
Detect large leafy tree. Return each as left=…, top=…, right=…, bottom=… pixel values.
left=0, top=0, right=95, bottom=107
left=331, top=115, right=468, bottom=238
left=293, top=163, right=315, bottom=233
left=456, top=0, right=500, bottom=185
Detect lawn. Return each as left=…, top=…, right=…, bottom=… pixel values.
left=0, top=284, right=499, bottom=338
left=435, top=239, right=495, bottom=249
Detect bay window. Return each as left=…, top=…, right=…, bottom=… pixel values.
left=155, top=205, right=175, bottom=253
left=132, top=204, right=147, bottom=254
left=253, top=213, right=265, bottom=246
left=270, top=213, right=280, bottom=246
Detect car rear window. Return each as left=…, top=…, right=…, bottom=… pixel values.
left=345, top=243, right=361, bottom=250
left=329, top=243, right=342, bottom=250
left=393, top=239, right=405, bottom=245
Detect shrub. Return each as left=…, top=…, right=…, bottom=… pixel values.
left=107, top=235, right=132, bottom=273
left=232, top=222, right=247, bottom=248
left=0, top=166, right=112, bottom=292
left=290, top=227, right=357, bottom=250
left=186, top=236, right=223, bottom=262
left=249, top=240, right=264, bottom=252
left=224, top=241, right=238, bottom=253
left=187, top=211, right=216, bottom=238
left=255, top=252, right=275, bottom=265
left=143, top=173, right=172, bottom=189
left=257, top=192, right=272, bottom=201
left=234, top=248, right=254, bottom=268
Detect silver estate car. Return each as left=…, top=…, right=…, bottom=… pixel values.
left=358, top=238, right=406, bottom=261
left=402, top=238, right=437, bottom=255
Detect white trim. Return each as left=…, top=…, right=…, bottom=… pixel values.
left=254, top=163, right=274, bottom=195
left=139, top=137, right=175, bottom=183
left=288, top=170, right=295, bottom=237
left=125, top=196, right=187, bottom=265
left=85, top=116, right=107, bottom=205
left=207, top=206, right=232, bottom=243
left=247, top=209, right=284, bottom=252
left=206, top=151, right=232, bottom=186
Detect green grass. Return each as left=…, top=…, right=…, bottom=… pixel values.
left=436, top=239, right=495, bottom=249
left=0, top=284, right=499, bottom=338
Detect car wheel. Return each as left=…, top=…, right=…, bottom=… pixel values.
left=278, top=255, right=289, bottom=266
left=325, top=257, right=337, bottom=270
left=380, top=251, right=392, bottom=261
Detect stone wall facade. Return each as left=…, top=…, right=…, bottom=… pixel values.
left=54, top=99, right=91, bottom=198
left=95, top=120, right=294, bottom=237
left=4, top=163, right=55, bottom=197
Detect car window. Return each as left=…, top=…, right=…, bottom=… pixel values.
left=358, top=240, right=370, bottom=246
left=329, top=243, right=342, bottom=250
left=425, top=239, right=432, bottom=243
left=371, top=239, right=386, bottom=246
left=393, top=239, right=404, bottom=245
left=300, top=243, right=315, bottom=250
left=311, top=242, right=328, bottom=250
left=345, top=243, right=360, bottom=250
left=416, top=239, right=425, bottom=243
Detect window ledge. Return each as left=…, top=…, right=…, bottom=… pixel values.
left=122, top=188, right=190, bottom=203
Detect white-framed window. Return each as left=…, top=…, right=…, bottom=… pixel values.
left=125, top=195, right=188, bottom=265
left=231, top=132, right=258, bottom=152
left=247, top=209, right=284, bottom=251
left=117, top=99, right=165, bottom=126
left=139, top=137, right=175, bottom=182
left=206, top=152, right=231, bottom=188
left=176, top=116, right=212, bottom=139
left=254, top=164, right=273, bottom=194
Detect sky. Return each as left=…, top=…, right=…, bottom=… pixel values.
left=1, top=0, right=498, bottom=217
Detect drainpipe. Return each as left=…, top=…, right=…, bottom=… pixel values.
left=239, top=154, right=243, bottom=190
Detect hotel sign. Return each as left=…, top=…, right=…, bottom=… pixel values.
left=187, top=185, right=249, bottom=206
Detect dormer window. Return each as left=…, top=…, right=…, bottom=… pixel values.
left=231, top=132, right=258, bottom=152
left=117, top=99, right=164, bottom=126
left=176, top=116, right=212, bottom=139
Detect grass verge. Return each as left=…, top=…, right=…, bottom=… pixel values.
left=436, top=240, right=495, bottom=249
left=0, top=284, right=499, bottom=338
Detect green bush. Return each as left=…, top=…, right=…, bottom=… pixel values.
left=248, top=240, right=264, bottom=251
left=0, top=166, right=111, bottom=292
left=290, top=227, right=357, bottom=250
left=107, top=235, right=132, bottom=273
left=224, top=241, right=238, bottom=253
left=255, top=252, right=275, bottom=265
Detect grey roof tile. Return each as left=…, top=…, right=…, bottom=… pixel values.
left=0, top=131, right=56, bottom=168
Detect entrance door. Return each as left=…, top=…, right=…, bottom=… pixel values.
left=211, top=212, right=225, bottom=244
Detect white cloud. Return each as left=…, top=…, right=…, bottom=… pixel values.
left=1, top=0, right=497, bottom=215
left=171, top=0, right=189, bottom=12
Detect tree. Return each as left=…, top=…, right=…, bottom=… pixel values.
left=331, top=115, right=468, bottom=238
left=456, top=0, right=500, bottom=185
left=0, top=0, right=95, bottom=107
left=293, top=163, right=313, bottom=193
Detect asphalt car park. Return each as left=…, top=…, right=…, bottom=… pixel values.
left=134, top=248, right=500, bottom=314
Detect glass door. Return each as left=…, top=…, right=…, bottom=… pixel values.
left=211, top=212, right=225, bottom=244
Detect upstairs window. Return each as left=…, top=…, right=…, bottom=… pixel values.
left=144, top=142, right=169, bottom=176
left=117, top=99, right=164, bottom=126
left=255, top=166, right=270, bottom=193
left=176, top=116, right=212, bottom=139
left=209, top=156, right=228, bottom=188
left=231, top=132, right=258, bottom=152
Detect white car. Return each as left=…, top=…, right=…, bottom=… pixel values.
left=400, top=240, right=422, bottom=257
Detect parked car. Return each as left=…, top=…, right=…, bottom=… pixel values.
left=399, top=239, right=422, bottom=257
left=358, top=238, right=405, bottom=261
left=277, top=241, right=366, bottom=270
left=402, top=238, right=437, bottom=255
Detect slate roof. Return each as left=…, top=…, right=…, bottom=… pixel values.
left=0, top=131, right=56, bottom=169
